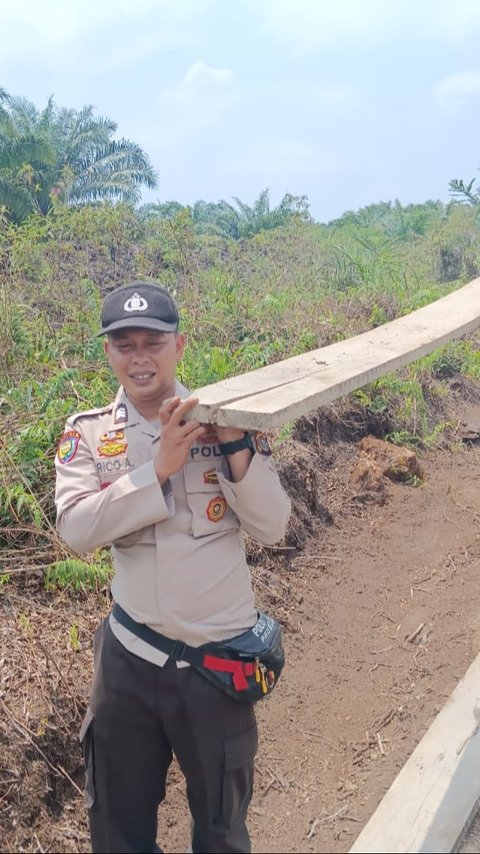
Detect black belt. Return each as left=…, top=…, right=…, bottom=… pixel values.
left=112, top=602, right=204, bottom=665
left=112, top=603, right=285, bottom=703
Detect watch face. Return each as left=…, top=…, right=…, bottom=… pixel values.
left=254, top=432, right=272, bottom=456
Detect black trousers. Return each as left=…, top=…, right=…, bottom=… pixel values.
left=80, top=619, right=258, bottom=854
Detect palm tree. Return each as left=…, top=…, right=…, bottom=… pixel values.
left=140, top=189, right=311, bottom=239
left=0, top=91, right=157, bottom=223
left=227, top=189, right=303, bottom=238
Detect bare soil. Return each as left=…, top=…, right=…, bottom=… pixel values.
left=3, top=395, right=480, bottom=854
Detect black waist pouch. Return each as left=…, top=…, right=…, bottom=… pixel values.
left=112, top=603, right=285, bottom=703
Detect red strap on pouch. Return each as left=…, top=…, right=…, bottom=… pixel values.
left=202, top=655, right=256, bottom=691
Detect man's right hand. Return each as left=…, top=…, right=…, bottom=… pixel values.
left=154, top=396, right=205, bottom=485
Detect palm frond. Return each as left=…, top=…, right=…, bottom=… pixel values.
left=0, top=135, right=54, bottom=170
left=6, top=96, right=40, bottom=133
left=449, top=178, right=480, bottom=205
left=0, top=173, right=35, bottom=223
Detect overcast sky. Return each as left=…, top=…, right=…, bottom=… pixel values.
left=2, top=0, right=480, bottom=222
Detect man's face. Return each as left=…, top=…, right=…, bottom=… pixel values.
left=105, top=328, right=185, bottom=414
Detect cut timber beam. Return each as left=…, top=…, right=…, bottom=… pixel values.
left=187, top=277, right=480, bottom=430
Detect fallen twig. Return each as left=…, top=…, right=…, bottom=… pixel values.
left=307, top=805, right=348, bottom=837
left=407, top=622, right=425, bottom=644
left=376, top=732, right=386, bottom=756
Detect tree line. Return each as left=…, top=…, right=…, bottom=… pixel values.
left=0, top=90, right=479, bottom=233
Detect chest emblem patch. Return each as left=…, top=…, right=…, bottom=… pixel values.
left=97, top=437, right=128, bottom=457
left=206, top=496, right=227, bottom=522
left=57, top=430, right=81, bottom=464
left=100, top=430, right=125, bottom=442
left=203, top=468, right=219, bottom=485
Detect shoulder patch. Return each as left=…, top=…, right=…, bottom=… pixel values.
left=57, top=430, right=81, bottom=464
left=71, top=404, right=113, bottom=424
left=254, top=432, right=272, bottom=456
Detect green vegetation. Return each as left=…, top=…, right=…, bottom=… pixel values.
left=45, top=558, right=113, bottom=593
left=1, top=136, right=480, bottom=589
left=0, top=90, right=157, bottom=223
left=140, top=188, right=311, bottom=239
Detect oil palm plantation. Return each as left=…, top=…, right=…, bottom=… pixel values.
left=0, top=90, right=157, bottom=223
left=140, top=189, right=311, bottom=239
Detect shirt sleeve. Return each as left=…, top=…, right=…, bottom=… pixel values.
left=216, top=451, right=291, bottom=545
left=55, top=421, right=173, bottom=554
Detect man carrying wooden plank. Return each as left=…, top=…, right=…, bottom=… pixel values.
left=54, top=281, right=291, bottom=854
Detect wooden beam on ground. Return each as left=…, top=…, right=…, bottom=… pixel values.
left=188, top=277, right=480, bottom=430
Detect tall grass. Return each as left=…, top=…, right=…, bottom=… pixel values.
left=1, top=198, right=480, bottom=586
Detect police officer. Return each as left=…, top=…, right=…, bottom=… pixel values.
left=55, top=282, right=291, bottom=854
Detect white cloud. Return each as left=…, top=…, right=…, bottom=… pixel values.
left=155, top=62, right=240, bottom=145
left=434, top=71, right=480, bottom=108
left=181, top=62, right=235, bottom=93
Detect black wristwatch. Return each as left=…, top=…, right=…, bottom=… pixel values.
left=218, top=431, right=254, bottom=456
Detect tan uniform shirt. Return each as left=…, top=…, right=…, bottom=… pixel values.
left=55, top=383, right=291, bottom=665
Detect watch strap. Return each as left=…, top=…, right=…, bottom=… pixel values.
left=218, top=431, right=254, bottom=455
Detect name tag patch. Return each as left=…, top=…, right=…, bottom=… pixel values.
left=96, top=458, right=134, bottom=474
left=190, top=445, right=222, bottom=459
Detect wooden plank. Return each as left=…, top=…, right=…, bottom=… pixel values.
left=348, top=652, right=480, bottom=853
left=187, top=277, right=480, bottom=429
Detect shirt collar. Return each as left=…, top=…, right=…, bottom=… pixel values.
left=109, top=380, right=190, bottom=435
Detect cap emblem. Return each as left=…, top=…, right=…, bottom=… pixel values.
left=124, top=293, right=148, bottom=312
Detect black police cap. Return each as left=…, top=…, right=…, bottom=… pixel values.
left=99, top=283, right=179, bottom=336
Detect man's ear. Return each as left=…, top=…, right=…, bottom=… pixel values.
left=103, top=340, right=109, bottom=355
left=175, top=333, right=186, bottom=361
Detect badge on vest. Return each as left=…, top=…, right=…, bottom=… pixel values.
left=114, top=403, right=128, bottom=424
left=206, top=496, right=227, bottom=522
left=97, top=431, right=128, bottom=457
left=100, top=430, right=125, bottom=442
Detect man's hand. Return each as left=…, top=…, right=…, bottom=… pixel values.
left=154, top=397, right=205, bottom=485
